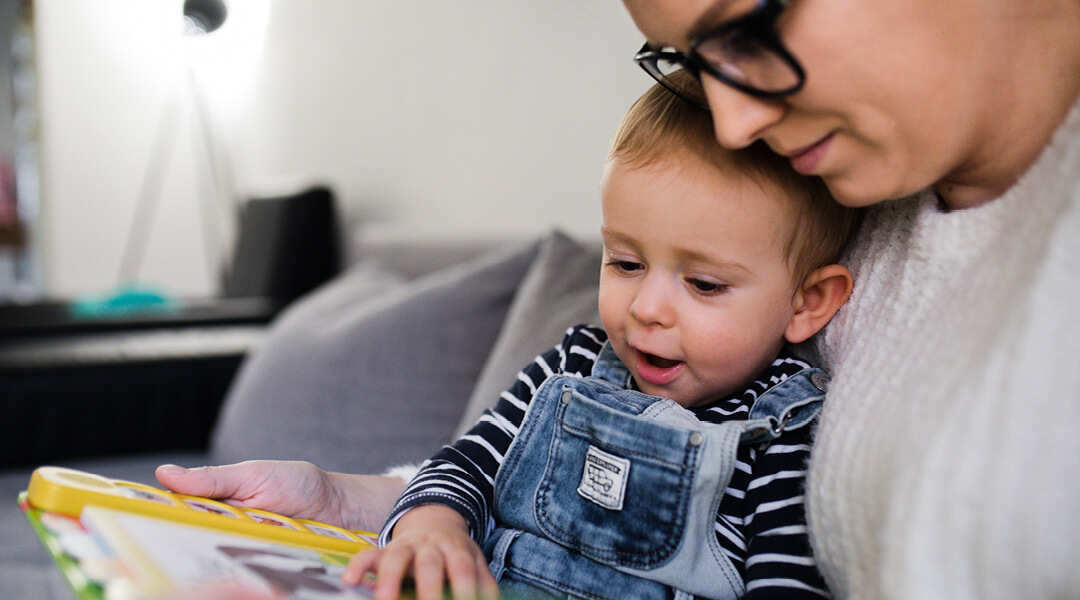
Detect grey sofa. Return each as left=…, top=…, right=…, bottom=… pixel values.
left=0, top=230, right=602, bottom=599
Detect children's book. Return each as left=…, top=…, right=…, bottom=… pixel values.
left=20, top=466, right=382, bottom=599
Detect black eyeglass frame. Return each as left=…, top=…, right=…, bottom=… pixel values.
left=634, top=0, right=806, bottom=107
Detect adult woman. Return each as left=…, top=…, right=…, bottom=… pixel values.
left=620, top=0, right=1080, bottom=598
left=161, top=0, right=1080, bottom=597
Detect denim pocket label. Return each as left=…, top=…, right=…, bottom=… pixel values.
left=578, top=445, right=630, bottom=511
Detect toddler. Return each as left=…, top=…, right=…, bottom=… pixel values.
left=345, top=78, right=861, bottom=600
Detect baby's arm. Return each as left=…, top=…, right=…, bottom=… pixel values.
left=344, top=504, right=499, bottom=600
left=348, top=326, right=606, bottom=600
left=382, top=327, right=601, bottom=544
left=742, top=426, right=830, bottom=599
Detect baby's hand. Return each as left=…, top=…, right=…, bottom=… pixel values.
left=343, top=505, right=499, bottom=600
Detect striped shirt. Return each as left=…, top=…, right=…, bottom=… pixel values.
left=383, top=325, right=830, bottom=599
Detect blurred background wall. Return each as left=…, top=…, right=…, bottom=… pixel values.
left=22, top=0, right=646, bottom=299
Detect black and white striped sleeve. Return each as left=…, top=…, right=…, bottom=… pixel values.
left=379, top=325, right=606, bottom=545
left=740, top=425, right=830, bottom=599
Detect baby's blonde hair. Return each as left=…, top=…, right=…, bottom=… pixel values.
left=608, top=76, right=861, bottom=288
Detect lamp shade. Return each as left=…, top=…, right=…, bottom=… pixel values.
left=183, top=0, right=228, bottom=34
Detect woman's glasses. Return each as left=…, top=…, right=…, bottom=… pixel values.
left=634, top=0, right=805, bottom=110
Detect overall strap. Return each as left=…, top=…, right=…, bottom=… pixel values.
left=588, top=341, right=635, bottom=387
left=740, top=368, right=830, bottom=445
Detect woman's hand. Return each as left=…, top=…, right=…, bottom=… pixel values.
left=343, top=505, right=499, bottom=600
left=155, top=460, right=405, bottom=532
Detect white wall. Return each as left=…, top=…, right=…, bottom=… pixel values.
left=33, top=0, right=647, bottom=299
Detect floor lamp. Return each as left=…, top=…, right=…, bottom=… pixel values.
left=112, top=0, right=236, bottom=306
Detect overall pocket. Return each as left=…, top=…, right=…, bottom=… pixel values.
left=535, top=385, right=701, bottom=569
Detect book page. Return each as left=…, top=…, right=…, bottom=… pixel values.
left=82, top=506, right=374, bottom=599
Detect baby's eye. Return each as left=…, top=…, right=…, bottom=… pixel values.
left=687, top=278, right=729, bottom=295
left=605, top=259, right=643, bottom=274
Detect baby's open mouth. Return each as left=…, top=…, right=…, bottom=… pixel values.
left=644, top=353, right=681, bottom=369
left=634, top=349, right=685, bottom=387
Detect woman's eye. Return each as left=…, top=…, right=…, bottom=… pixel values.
left=687, top=278, right=728, bottom=295
left=714, top=28, right=764, bottom=62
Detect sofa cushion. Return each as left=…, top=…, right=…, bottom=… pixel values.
left=210, top=237, right=542, bottom=474
left=454, top=232, right=602, bottom=437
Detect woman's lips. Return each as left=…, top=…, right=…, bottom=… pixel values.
left=788, top=133, right=834, bottom=175
left=634, top=349, right=684, bottom=387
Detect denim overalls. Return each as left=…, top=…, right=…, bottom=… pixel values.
left=484, top=342, right=829, bottom=600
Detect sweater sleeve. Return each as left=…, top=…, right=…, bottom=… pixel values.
left=379, top=325, right=606, bottom=546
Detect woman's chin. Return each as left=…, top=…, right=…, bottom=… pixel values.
left=822, top=173, right=916, bottom=208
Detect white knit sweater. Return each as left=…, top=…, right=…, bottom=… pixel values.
left=806, top=98, right=1080, bottom=599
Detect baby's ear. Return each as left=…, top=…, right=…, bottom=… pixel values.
left=784, top=264, right=853, bottom=344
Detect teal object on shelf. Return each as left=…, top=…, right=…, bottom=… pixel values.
left=69, top=284, right=179, bottom=319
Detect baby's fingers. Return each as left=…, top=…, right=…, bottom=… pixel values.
left=443, top=548, right=477, bottom=600
left=475, top=553, right=500, bottom=600
left=342, top=548, right=381, bottom=588
left=444, top=551, right=500, bottom=600
left=412, top=544, right=452, bottom=600
left=373, top=544, right=423, bottom=600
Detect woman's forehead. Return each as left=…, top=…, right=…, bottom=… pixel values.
left=624, top=0, right=985, bottom=45
left=622, top=0, right=743, bottom=48
left=626, top=0, right=717, bottom=46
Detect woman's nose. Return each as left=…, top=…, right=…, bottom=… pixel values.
left=701, top=75, right=785, bottom=149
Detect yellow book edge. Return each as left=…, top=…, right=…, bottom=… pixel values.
left=25, top=466, right=378, bottom=555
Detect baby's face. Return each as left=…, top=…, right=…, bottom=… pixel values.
left=598, top=153, right=800, bottom=408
